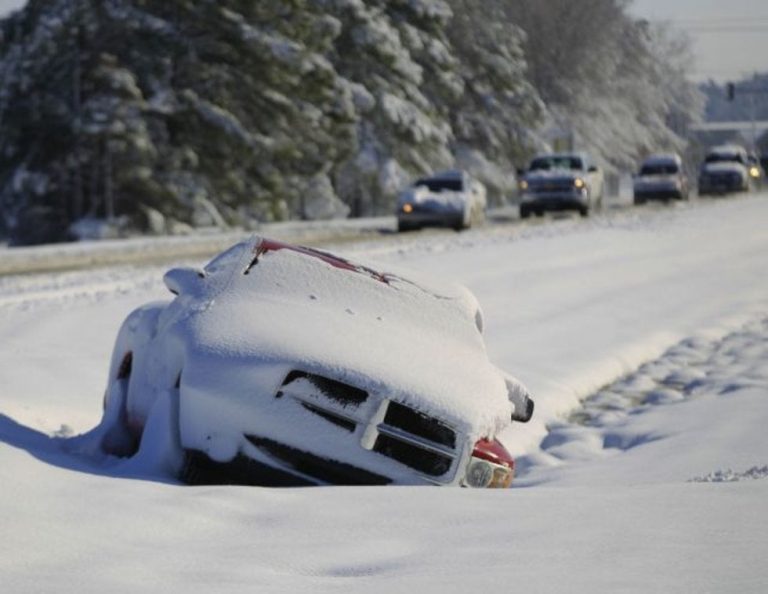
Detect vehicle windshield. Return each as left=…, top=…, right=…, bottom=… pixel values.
left=414, top=178, right=463, bottom=192
left=529, top=156, right=583, bottom=171
left=640, top=163, right=679, bottom=175
left=705, top=152, right=743, bottom=164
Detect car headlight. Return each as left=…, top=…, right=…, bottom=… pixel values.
left=749, top=166, right=760, bottom=178
left=574, top=178, right=585, bottom=189
left=465, top=438, right=515, bottom=488
left=466, top=458, right=494, bottom=487
left=402, top=203, right=413, bottom=213
left=465, top=457, right=513, bottom=488
left=519, top=180, right=529, bottom=191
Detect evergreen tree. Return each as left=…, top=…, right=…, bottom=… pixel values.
left=0, top=0, right=356, bottom=244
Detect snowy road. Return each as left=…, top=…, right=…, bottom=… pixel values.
left=1, top=193, right=768, bottom=592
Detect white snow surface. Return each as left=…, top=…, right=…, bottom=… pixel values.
left=2, top=194, right=768, bottom=592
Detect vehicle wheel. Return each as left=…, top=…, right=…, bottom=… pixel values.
left=471, top=205, right=486, bottom=228
left=520, top=205, right=531, bottom=219
left=397, top=221, right=414, bottom=232
left=99, top=376, right=140, bottom=457
left=179, top=450, right=208, bottom=485
left=579, top=206, right=589, bottom=217
left=634, top=197, right=645, bottom=206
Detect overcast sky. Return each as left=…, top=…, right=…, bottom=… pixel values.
left=630, top=0, right=768, bottom=82
left=0, top=0, right=22, bottom=18
left=0, top=0, right=765, bottom=83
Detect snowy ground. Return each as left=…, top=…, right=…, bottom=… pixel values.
left=1, top=194, right=768, bottom=592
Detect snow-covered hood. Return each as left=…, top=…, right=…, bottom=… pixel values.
left=524, top=169, right=583, bottom=184
left=701, top=162, right=747, bottom=175
left=161, top=237, right=513, bottom=438
left=398, top=185, right=468, bottom=212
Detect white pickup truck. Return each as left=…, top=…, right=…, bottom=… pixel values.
left=518, top=152, right=604, bottom=218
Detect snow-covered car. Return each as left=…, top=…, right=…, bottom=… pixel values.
left=96, top=236, right=534, bottom=488
left=698, top=144, right=750, bottom=196
left=632, top=153, right=689, bottom=204
left=396, top=170, right=487, bottom=232
left=518, top=152, right=604, bottom=218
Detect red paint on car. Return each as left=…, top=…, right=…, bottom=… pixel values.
left=472, top=437, right=515, bottom=470
left=255, top=238, right=394, bottom=284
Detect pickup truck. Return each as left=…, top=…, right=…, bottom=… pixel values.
left=518, top=152, right=604, bottom=218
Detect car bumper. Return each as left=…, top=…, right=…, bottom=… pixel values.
left=397, top=211, right=464, bottom=229
left=634, top=188, right=684, bottom=201
left=698, top=181, right=745, bottom=194
left=521, top=190, right=588, bottom=211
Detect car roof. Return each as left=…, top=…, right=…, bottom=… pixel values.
left=641, top=153, right=682, bottom=166
left=708, top=144, right=746, bottom=155
left=422, top=169, right=466, bottom=181
left=532, top=152, right=587, bottom=160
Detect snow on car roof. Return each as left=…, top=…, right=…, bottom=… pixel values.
left=707, top=144, right=746, bottom=156
left=174, top=236, right=512, bottom=437
left=641, top=153, right=681, bottom=165
left=429, top=169, right=465, bottom=179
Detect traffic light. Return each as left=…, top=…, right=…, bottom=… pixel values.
left=727, top=82, right=735, bottom=101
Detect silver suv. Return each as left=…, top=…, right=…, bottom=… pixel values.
left=633, top=153, right=689, bottom=204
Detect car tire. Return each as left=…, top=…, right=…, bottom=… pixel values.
left=179, top=450, right=208, bottom=485
left=579, top=205, right=589, bottom=217
left=520, top=205, right=531, bottom=219
left=100, top=375, right=140, bottom=457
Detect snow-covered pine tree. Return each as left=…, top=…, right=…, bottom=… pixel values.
left=443, top=0, right=543, bottom=204
left=0, top=0, right=356, bottom=244
left=319, top=0, right=457, bottom=216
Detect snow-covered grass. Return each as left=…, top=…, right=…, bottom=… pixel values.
left=1, top=194, right=768, bottom=592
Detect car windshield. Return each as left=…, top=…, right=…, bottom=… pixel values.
left=705, top=152, right=743, bottom=164
left=640, top=163, right=679, bottom=175
left=529, top=156, right=583, bottom=171
left=414, top=178, right=463, bottom=192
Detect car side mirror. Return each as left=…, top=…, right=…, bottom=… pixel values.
left=505, top=377, right=535, bottom=423
left=163, top=267, right=205, bottom=296
left=512, top=397, right=535, bottom=423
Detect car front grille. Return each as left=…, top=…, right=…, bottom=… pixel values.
left=278, top=370, right=368, bottom=408
left=531, top=180, right=575, bottom=192
left=704, top=172, right=741, bottom=184
left=245, top=435, right=392, bottom=485
left=275, top=370, right=461, bottom=482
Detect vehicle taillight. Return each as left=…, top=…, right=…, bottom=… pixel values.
left=464, top=438, right=515, bottom=488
